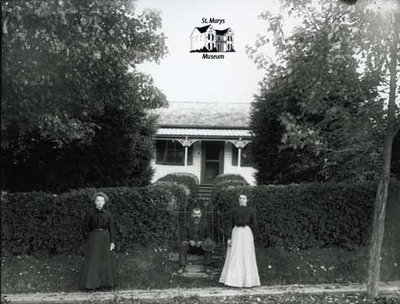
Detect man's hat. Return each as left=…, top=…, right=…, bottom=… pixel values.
left=202, top=237, right=216, bottom=252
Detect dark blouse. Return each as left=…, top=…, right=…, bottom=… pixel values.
left=227, top=206, right=258, bottom=237
left=182, top=220, right=210, bottom=242
left=83, top=208, right=116, bottom=243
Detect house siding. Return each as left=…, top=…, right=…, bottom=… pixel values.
left=151, top=141, right=257, bottom=185
left=223, top=142, right=256, bottom=186
left=151, top=141, right=202, bottom=182
left=191, top=32, right=207, bottom=51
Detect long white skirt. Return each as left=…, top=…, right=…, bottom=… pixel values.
left=219, top=226, right=260, bottom=287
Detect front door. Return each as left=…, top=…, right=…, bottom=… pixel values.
left=201, top=141, right=224, bottom=184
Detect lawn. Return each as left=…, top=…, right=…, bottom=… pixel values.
left=81, top=294, right=400, bottom=304
left=2, top=245, right=399, bottom=294
left=2, top=293, right=399, bottom=304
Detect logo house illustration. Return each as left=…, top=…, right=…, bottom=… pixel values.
left=190, top=24, right=235, bottom=53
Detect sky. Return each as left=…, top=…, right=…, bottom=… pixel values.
left=135, top=0, right=282, bottom=103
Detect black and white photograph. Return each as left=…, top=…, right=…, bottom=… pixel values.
left=1, top=0, right=400, bottom=303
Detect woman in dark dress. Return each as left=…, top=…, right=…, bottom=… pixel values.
left=219, top=194, right=260, bottom=287
left=80, top=192, right=116, bottom=290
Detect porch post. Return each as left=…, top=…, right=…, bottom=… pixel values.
left=184, top=146, right=188, bottom=167
left=176, top=137, right=198, bottom=167
left=228, top=137, right=251, bottom=168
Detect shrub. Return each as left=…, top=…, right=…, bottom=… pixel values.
left=1, top=183, right=189, bottom=256
left=211, top=174, right=250, bottom=205
left=212, top=180, right=400, bottom=250
left=150, top=181, right=189, bottom=210
left=156, top=173, right=199, bottom=196
left=214, top=174, right=249, bottom=185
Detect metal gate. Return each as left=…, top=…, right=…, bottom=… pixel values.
left=175, top=198, right=227, bottom=250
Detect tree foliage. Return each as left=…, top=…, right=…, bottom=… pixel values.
left=249, top=0, right=400, bottom=298
left=248, top=0, right=399, bottom=184
left=1, top=0, right=168, bottom=191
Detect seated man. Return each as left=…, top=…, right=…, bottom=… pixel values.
left=178, top=207, right=215, bottom=274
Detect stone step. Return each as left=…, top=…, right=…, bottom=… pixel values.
left=175, top=264, right=221, bottom=279
left=197, top=190, right=212, bottom=195
left=196, top=193, right=211, bottom=197
left=179, top=271, right=216, bottom=278
left=198, top=187, right=212, bottom=191
left=190, top=194, right=211, bottom=200
left=168, top=252, right=223, bottom=262
left=195, top=193, right=212, bottom=197
left=193, top=198, right=211, bottom=204
left=168, top=252, right=204, bottom=262
left=193, top=195, right=211, bottom=199
left=185, top=264, right=203, bottom=273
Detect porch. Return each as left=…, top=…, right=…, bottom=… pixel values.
left=151, top=127, right=256, bottom=185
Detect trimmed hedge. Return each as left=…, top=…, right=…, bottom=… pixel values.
left=212, top=180, right=400, bottom=250
left=1, top=183, right=188, bottom=256
left=214, top=174, right=249, bottom=186
left=211, top=174, right=250, bottom=206
left=156, top=173, right=199, bottom=196
left=150, top=181, right=189, bottom=210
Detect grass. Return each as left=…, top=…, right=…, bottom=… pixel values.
left=3, top=294, right=399, bottom=304
left=256, top=246, right=399, bottom=285
left=81, top=294, right=400, bottom=304
left=1, top=245, right=399, bottom=294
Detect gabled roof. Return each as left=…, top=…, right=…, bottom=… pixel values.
left=195, top=25, right=212, bottom=33
left=216, top=28, right=231, bottom=35
left=154, top=101, right=252, bottom=128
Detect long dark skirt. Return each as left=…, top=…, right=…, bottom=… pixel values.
left=80, top=230, right=116, bottom=289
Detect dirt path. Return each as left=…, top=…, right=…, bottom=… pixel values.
left=3, top=281, right=399, bottom=303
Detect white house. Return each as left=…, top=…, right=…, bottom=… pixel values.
left=215, top=28, right=234, bottom=52
left=190, top=25, right=234, bottom=52
left=151, top=102, right=256, bottom=185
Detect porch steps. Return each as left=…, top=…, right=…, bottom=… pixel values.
left=192, top=184, right=213, bottom=206
left=169, top=253, right=221, bottom=279
left=198, top=183, right=213, bottom=194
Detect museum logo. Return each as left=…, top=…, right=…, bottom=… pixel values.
left=190, top=18, right=235, bottom=59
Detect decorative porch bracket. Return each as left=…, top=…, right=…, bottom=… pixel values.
left=176, top=138, right=199, bottom=167
left=227, top=139, right=251, bottom=168
left=227, top=139, right=251, bottom=149
left=176, top=138, right=198, bottom=148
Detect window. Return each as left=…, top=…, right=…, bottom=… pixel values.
left=231, top=143, right=254, bottom=167
left=156, top=140, right=193, bottom=165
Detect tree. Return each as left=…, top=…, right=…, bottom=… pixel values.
left=361, top=2, right=399, bottom=297
left=1, top=0, right=167, bottom=190
left=249, top=0, right=399, bottom=298
left=392, top=132, right=400, bottom=179
left=250, top=85, right=325, bottom=184
left=249, top=1, right=384, bottom=184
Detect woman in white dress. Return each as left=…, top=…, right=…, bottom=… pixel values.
left=219, top=194, right=260, bottom=287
